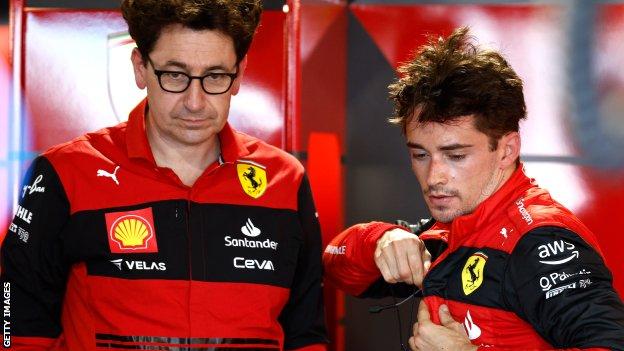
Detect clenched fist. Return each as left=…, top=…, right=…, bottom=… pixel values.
left=374, top=228, right=432, bottom=287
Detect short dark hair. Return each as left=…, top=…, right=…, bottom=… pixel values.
left=388, top=27, right=526, bottom=150
left=121, top=0, right=262, bottom=63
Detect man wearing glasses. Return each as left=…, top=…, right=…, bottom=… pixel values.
left=323, top=27, right=624, bottom=350
left=0, top=1, right=327, bottom=350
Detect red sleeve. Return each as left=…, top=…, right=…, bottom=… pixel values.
left=322, top=221, right=403, bottom=296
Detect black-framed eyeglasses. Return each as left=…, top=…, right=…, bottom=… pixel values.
left=146, top=56, right=238, bottom=95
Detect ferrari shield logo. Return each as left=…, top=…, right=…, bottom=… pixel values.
left=462, top=252, right=488, bottom=295
left=237, top=161, right=267, bottom=199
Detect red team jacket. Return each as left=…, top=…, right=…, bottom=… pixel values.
left=1, top=100, right=328, bottom=351
left=324, top=166, right=624, bottom=350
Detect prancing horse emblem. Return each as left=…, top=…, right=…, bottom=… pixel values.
left=236, top=161, right=267, bottom=199
left=461, top=252, right=488, bottom=295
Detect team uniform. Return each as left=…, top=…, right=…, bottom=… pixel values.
left=324, top=166, right=624, bottom=350
left=1, top=99, right=328, bottom=351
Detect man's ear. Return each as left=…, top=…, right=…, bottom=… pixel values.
left=498, top=132, right=521, bottom=169
left=230, top=55, right=248, bottom=96
left=131, top=48, right=148, bottom=90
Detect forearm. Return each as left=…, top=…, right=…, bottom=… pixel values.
left=323, top=221, right=401, bottom=295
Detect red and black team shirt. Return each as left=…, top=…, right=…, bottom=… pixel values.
left=324, top=166, right=624, bottom=350
left=1, top=100, right=328, bottom=351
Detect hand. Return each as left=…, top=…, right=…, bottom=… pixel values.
left=409, top=302, right=478, bottom=351
left=374, top=228, right=431, bottom=287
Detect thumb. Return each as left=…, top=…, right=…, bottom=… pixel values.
left=438, top=305, right=457, bottom=327
left=439, top=305, right=468, bottom=336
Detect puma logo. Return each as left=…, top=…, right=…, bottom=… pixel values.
left=97, top=165, right=120, bottom=185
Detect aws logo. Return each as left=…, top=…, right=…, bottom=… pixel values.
left=105, top=208, right=158, bottom=254
left=237, top=160, right=267, bottom=199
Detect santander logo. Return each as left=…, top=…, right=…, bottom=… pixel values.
left=463, top=310, right=482, bottom=341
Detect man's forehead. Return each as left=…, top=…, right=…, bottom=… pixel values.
left=405, top=115, right=487, bottom=147
left=150, top=24, right=237, bottom=67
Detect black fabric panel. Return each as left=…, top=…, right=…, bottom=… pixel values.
left=81, top=200, right=301, bottom=288
left=189, top=203, right=300, bottom=288
left=423, top=246, right=511, bottom=311
left=278, top=175, right=329, bottom=349
left=0, top=156, right=70, bottom=337
left=79, top=200, right=190, bottom=280
left=504, top=226, right=624, bottom=350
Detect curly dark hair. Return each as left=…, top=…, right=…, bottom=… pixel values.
left=121, top=0, right=262, bottom=63
left=388, top=27, right=526, bottom=150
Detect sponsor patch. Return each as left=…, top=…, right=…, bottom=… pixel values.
left=15, top=206, right=33, bottom=225
left=22, top=174, right=45, bottom=198
left=105, top=208, right=158, bottom=253
left=539, top=268, right=591, bottom=291
left=545, top=282, right=576, bottom=299
left=110, top=259, right=166, bottom=271
left=97, top=165, right=120, bottom=186
left=537, top=240, right=579, bottom=265
left=236, top=161, right=267, bottom=199
left=515, top=198, right=533, bottom=225
left=463, top=310, right=481, bottom=340
left=325, top=245, right=346, bottom=255
left=462, top=252, right=488, bottom=295
left=233, top=257, right=275, bottom=271
left=224, top=218, right=278, bottom=250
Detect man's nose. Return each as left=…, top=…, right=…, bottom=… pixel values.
left=426, top=156, right=448, bottom=187
left=183, top=79, right=207, bottom=112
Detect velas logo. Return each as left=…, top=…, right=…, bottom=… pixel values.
left=105, top=207, right=158, bottom=253
left=462, top=252, right=488, bottom=295
left=236, top=160, right=267, bottom=199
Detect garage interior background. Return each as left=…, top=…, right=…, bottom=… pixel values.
left=1, top=1, right=623, bottom=350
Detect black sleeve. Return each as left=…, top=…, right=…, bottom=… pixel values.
left=0, top=156, right=71, bottom=339
left=504, top=226, right=624, bottom=350
left=278, top=174, right=329, bottom=349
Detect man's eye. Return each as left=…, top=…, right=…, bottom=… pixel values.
left=412, top=153, right=428, bottom=160
left=206, top=73, right=225, bottom=81
left=448, top=154, right=466, bottom=161
left=165, top=72, right=185, bottom=80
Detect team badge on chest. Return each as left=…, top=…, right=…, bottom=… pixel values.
left=105, top=207, right=158, bottom=253
left=462, top=252, right=488, bottom=295
left=236, top=160, right=267, bottom=199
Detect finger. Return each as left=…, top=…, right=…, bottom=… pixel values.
left=422, top=249, right=432, bottom=272
left=375, top=254, right=397, bottom=283
left=439, top=305, right=468, bottom=336
left=412, top=321, right=419, bottom=336
left=381, top=246, right=401, bottom=282
left=438, top=304, right=456, bottom=327
left=408, top=336, right=418, bottom=351
left=405, top=243, right=424, bottom=287
left=394, top=243, right=415, bottom=285
left=417, top=300, right=430, bottom=322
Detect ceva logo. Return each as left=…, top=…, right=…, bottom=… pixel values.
left=233, top=257, right=275, bottom=271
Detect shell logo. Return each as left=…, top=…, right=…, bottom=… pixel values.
left=112, top=216, right=152, bottom=248
left=105, top=208, right=158, bottom=253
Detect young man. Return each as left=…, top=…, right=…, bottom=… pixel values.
left=1, top=1, right=327, bottom=350
left=323, top=27, right=624, bottom=350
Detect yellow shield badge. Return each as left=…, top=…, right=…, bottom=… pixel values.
left=237, top=161, right=268, bottom=199
left=462, top=252, right=488, bottom=295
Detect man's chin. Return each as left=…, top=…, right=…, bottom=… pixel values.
left=430, top=207, right=462, bottom=224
